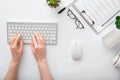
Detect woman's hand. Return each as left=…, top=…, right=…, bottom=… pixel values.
left=31, top=32, right=46, bottom=63
left=9, top=34, right=24, bottom=64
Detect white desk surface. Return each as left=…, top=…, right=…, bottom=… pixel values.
left=0, top=0, right=120, bottom=80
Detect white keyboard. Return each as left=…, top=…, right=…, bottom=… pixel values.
left=7, top=22, right=57, bottom=45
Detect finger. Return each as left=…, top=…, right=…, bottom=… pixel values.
left=9, top=34, right=17, bottom=45
left=31, top=38, right=35, bottom=53
left=19, top=40, right=24, bottom=52
left=31, top=38, right=34, bottom=47
left=20, top=33, right=23, bottom=40
left=10, top=34, right=17, bottom=42
left=38, top=33, right=46, bottom=48
left=35, top=33, right=41, bottom=44
left=42, top=39, right=46, bottom=47
left=38, top=33, right=46, bottom=46
left=37, top=33, right=44, bottom=47
left=11, top=34, right=17, bottom=40
left=32, top=34, right=37, bottom=46
left=14, top=34, right=21, bottom=45
left=38, top=32, right=44, bottom=40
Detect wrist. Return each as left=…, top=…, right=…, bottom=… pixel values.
left=11, top=59, right=20, bottom=66
left=38, top=58, right=47, bottom=67
left=37, top=57, right=46, bottom=63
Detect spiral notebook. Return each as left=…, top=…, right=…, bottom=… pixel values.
left=72, top=0, right=120, bottom=34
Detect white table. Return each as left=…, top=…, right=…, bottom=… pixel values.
left=0, top=0, right=120, bottom=80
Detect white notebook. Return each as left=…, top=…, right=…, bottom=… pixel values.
left=72, top=0, right=120, bottom=34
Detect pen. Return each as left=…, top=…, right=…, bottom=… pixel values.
left=58, top=0, right=78, bottom=14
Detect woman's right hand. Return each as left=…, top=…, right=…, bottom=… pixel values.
left=31, top=32, right=46, bottom=63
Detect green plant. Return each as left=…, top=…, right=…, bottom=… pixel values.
left=47, top=0, right=60, bottom=8
left=115, top=16, right=120, bottom=29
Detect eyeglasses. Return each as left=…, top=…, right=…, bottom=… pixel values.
left=67, top=9, right=84, bottom=29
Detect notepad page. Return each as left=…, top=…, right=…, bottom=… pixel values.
left=74, top=0, right=120, bottom=34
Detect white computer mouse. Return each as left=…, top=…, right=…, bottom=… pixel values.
left=71, top=40, right=82, bottom=61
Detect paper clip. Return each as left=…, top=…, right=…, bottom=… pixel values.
left=80, top=10, right=95, bottom=26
